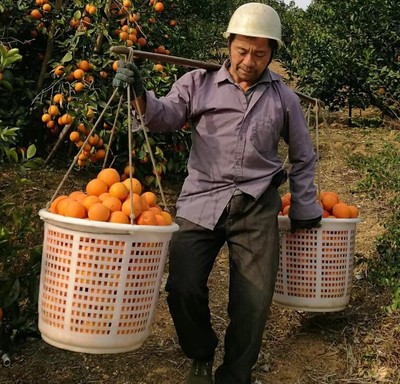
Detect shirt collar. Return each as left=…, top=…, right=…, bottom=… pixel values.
left=215, top=59, right=281, bottom=85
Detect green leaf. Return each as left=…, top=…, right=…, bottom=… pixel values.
left=61, top=51, right=73, bottom=64
left=26, top=144, right=36, bottom=159
left=0, top=278, right=20, bottom=308
left=0, top=80, right=13, bottom=90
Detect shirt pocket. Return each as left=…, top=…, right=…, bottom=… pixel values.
left=250, top=119, right=280, bottom=156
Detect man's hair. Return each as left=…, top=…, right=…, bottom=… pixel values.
left=228, top=34, right=279, bottom=60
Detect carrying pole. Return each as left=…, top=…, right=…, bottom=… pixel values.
left=110, top=47, right=325, bottom=109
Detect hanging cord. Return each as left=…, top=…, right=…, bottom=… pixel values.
left=46, top=88, right=119, bottom=209
left=314, top=98, right=321, bottom=200
left=103, top=94, right=124, bottom=169
left=126, top=48, right=169, bottom=212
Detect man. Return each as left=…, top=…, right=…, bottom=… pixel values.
left=113, top=3, right=322, bottom=383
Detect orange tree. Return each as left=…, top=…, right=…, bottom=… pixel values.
left=286, top=0, right=400, bottom=122
left=0, top=0, right=195, bottom=186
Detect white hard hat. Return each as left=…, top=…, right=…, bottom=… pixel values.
left=223, top=2, right=283, bottom=46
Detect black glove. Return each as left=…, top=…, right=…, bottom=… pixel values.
left=290, top=216, right=322, bottom=233
left=112, top=60, right=145, bottom=97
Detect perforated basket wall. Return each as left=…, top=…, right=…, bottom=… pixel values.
left=273, top=216, right=360, bottom=312
left=38, top=209, right=179, bottom=354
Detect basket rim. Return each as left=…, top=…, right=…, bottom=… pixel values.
left=39, top=208, right=179, bottom=235
left=278, top=215, right=361, bottom=224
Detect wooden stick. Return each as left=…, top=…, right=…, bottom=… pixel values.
left=110, top=46, right=325, bottom=108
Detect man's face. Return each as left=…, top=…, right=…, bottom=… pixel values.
left=228, top=35, right=272, bottom=87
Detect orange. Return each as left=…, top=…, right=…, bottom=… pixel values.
left=95, top=149, right=106, bottom=160
left=148, top=205, right=162, bottom=214
left=54, top=65, right=65, bottom=77
left=69, top=190, right=86, bottom=202
left=123, top=164, right=135, bottom=176
left=112, top=60, right=119, bottom=71
left=140, top=195, right=150, bottom=211
left=109, top=182, right=129, bottom=201
left=141, top=191, right=157, bottom=207
left=122, top=194, right=142, bottom=218
left=88, top=203, right=110, bottom=222
left=119, top=31, right=129, bottom=41
left=74, top=82, right=84, bottom=92
left=155, top=214, right=167, bottom=225
left=56, top=197, right=75, bottom=216
left=86, top=178, right=108, bottom=196
left=30, top=9, right=42, bottom=19
left=49, top=195, right=68, bottom=213
left=77, top=60, right=90, bottom=71
left=64, top=200, right=86, bottom=219
left=282, top=205, right=290, bottom=215
left=41, top=113, right=51, bottom=123
left=69, top=131, right=80, bottom=142
left=322, top=209, right=330, bottom=218
left=88, top=134, right=100, bottom=146
left=82, top=195, right=101, bottom=212
left=97, top=168, right=120, bottom=187
left=73, top=68, right=85, bottom=80
left=160, top=211, right=173, bottom=225
left=122, top=177, right=142, bottom=195
left=46, top=120, right=55, bottom=129
left=154, top=63, right=163, bottom=72
left=102, top=196, right=122, bottom=213
left=108, top=211, right=130, bottom=224
left=281, top=196, right=290, bottom=211
left=98, top=192, right=110, bottom=202
left=154, top=2, right=164, bottom=12
left=321, top=192, right=339, bottom=212
left=42, top=3, right=51, bottom=12
left=86, top=4, right=96, bottom=14
left=48, top=105, right=59, bottom=116
left=95, top=137, right=104, bottom=148
left=136, top=210, right=157, bottom=226
left=53, top=93, right=64, bottom=104
left=137, top=37, right=147, bottom=47
left=332, top=203, right=351, bottom=218
left=348, top=205, right=359, bottom=218
left=61, top=113, right=73, bottom=125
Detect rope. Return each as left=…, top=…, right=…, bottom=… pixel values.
left=46, top=88, right=119, bottom=209
left=314, top=99, right=321, bottom=199
left=126, top=47, right=169, bottom=212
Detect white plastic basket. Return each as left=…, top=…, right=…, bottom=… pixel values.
left=38, top=209, right=179, bottom=354
left=273, top=216, right=361, bottom=312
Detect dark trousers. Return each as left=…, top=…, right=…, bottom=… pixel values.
left=165, top=186, right=281, bottom=384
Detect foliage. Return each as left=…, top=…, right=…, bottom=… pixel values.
left=348, top=132, right=400, bottom=310
left=287, top=0, right=400, bottom=119
left=373, top=198, right=400, bottom=313
left=0, top=202, right=42, bottom=340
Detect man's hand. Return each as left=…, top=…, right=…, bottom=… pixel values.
left=112, top=60, right=145, bottom=97
left=290, top=216, right=322, bottom=233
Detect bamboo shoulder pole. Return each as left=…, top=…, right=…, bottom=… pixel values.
left=110, top=47, right=325, bottom=108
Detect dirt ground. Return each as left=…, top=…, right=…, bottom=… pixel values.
left=1, top=108, right=400, bottom=384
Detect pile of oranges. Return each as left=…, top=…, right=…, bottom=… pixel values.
left=48, top=167, right=173, bottom=226
left=280, top=191, right=359, bottom=219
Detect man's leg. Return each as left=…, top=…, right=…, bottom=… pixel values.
left=215, top=187, right=281, bottom=384
left=166, top=217, right=226, bottom=361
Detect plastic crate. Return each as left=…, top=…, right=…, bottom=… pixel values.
left=38, top=209, right=179, bottom=354
left=273, top=216, right=360, bottom=312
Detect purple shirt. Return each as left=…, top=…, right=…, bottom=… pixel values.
left=144, top=60, right=323, bottom=229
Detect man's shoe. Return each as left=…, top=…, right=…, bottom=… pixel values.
left=186, top=359, right=213, bottom=384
